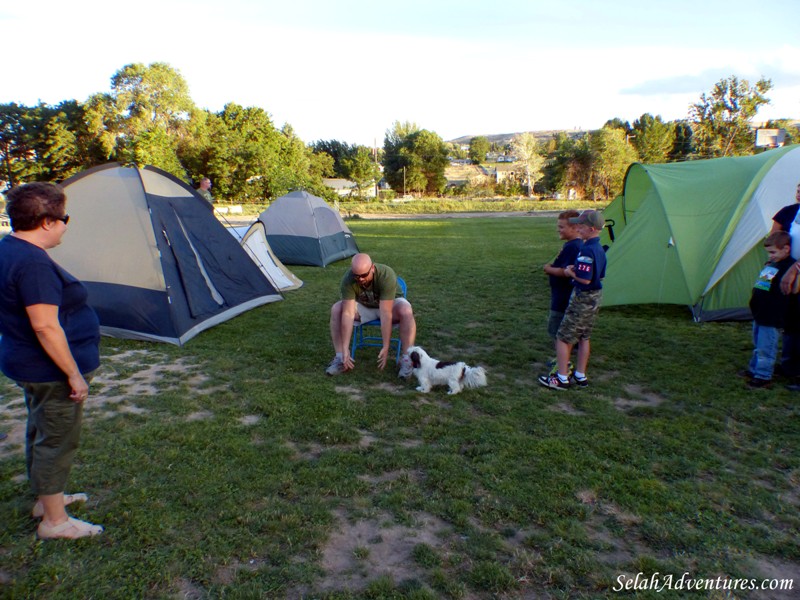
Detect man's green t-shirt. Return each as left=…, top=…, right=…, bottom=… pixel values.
left=197, top=189, right=214, bottom=204
left=340, top=263, right=399, bottom=308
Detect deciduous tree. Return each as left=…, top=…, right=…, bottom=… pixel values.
left=588, top=127, right=638, bottom=200
left=84, top=62, right=194, bottom=177
left=511, top=132, right=545, bottom=197
left=0, top=103, right=34, bottom=186
left=342, top=147, right=381, bottom=198
left=689, top=75, right=772, bottom=157
left=468, top=136, right=490, bottom=164
left=0, top=101, right=100, bottom=186
left=670, top=120, right=694, bottom=161
left=310, top=140, right=357, bottom=178
left=542, top=132, right=591, bottom=199
left=631, top=114, right=675, bottom=164
left=382, top=121, right=449, bottom=196
left=205, top=103, right=282, bottom=200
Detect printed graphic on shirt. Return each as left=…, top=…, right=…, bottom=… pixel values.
left=753, top=265, right=779, bottom=292
left=575, top=255, right=594, bottom=278
left=356, top=286, right=379, bottom=308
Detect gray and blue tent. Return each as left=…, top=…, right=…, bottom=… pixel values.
left=259, top=191, right=358, bottom=266
left=50, top=163, right=282, bottom=345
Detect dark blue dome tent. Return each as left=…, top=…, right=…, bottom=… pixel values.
left=50, top=163, right=282, bottom=345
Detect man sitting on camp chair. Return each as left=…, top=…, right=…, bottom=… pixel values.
left=326, top=253, right=416, bottom=378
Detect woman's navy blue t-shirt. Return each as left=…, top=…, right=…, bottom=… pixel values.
left=0, top=235, right=100, bottom=382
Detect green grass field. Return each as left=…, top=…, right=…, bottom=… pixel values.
left=1, top=217, right=798, bottom=599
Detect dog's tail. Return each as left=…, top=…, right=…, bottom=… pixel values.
left=463, top=366, right=487, bottom=389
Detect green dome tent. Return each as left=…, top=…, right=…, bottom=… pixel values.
left=602, top=145, right=800, bottom=321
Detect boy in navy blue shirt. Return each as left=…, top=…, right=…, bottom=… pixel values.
left=543, top=210, right=582, bottom=372
left=539, top=210, right=607, bottom=390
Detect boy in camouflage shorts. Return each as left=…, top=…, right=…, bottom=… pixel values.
left=538, top=210, right=607, bottom=391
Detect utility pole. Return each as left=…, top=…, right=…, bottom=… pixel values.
left=373, top=138, right=379, bottom=199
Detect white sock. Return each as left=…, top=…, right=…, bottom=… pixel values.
left=574, top=371, right=587, bottom=380
left=557, top=373, right=569, bottom=383
left=336, top=352, right=343, bottom=360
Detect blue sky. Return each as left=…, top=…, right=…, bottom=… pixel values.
left=3, top=0, right=799, bottom=146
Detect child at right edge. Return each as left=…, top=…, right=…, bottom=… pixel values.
left=745, top=231, right=794, bottom=388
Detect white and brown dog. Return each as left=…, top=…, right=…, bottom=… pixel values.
left=406, top=346, right=487, bottom=395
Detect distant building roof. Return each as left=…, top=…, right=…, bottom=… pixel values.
left=323, top=178, right=356, bottom=191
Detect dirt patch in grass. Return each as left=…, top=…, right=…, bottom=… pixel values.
left=614, top=383, right=665, bottom=411
left=185, top=410, right=214, bottom=422
left=358, top=430, right=379, bottom=448
left=548, top=401, right=586, bottom=416
left=335, top=385, right=366, bottom=402
left=577, top=488, right=649, bottom=564
left=312, top=508, right=450, bottom=594
left=0, top=349, right=214, bottom=461
left=284, top=440, right=325, bottom=461
left=373, top=382, right=407, bottom=395
left=174, top=577, right=205, bottom=599
left=357, top=469, right=424, bottom=486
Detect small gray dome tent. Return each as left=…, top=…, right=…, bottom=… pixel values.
left=259, top=191, right=358, bottom=266
left=50, top=163, right=283, bottom=345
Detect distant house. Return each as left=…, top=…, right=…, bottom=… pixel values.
left=323, top=178, right=377, bottom=198
left=755, top=128, right=787, bottom=148
left=493, top=163, right=518, bottom=184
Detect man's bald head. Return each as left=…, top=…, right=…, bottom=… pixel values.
left=351, top=253, right=374, bottom=282
left=352, top=253, right=372, bottom=273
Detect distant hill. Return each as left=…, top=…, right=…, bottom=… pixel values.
left=449, top=130, right=587, bottom=146
left=450, top=120, right=800, bottom=146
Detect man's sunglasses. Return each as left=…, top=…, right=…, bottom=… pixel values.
left=54, top=214, right=70, bottom=225
left=353, top=265, right=373, bottom=280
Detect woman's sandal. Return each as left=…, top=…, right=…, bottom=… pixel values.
left=31, top=493, right=89, bottom=518
left=37, top=517, right=103, bottom=539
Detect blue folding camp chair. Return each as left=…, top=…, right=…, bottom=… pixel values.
left=350, top=276, right=407, bottom=361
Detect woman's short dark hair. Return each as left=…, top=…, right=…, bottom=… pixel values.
left=5, top=182, right=66, bottom=232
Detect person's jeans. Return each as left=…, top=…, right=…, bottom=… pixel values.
left=750, top=323, right=780, bottom=380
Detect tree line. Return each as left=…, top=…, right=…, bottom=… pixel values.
left=1, top=65, right=794, bottom=203
left=461, top=76, right=794, bottom=201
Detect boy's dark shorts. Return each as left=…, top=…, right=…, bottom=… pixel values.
left=547, top=310, right=566, bottom=339
left=557, top=289, right=603, bottom=345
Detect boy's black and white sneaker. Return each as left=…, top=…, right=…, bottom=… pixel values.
left=538, top=373, right=570, bottom=391
left=571, top=374, right=589, bottom=388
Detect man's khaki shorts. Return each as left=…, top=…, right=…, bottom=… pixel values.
left=356, top=297, right=411, bottom=322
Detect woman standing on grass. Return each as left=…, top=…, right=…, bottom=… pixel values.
left=0, top=182, right=103, bottom=539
